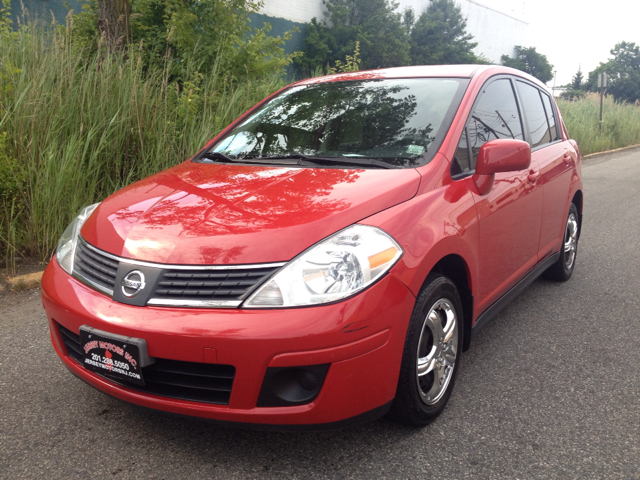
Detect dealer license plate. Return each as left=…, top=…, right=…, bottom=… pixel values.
left=79, top=326, right=146, bottom=386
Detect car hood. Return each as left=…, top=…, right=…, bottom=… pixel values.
left=81, top=162, right=421, bottom=265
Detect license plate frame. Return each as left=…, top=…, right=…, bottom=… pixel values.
left=79, top=326, right=152, bottom=386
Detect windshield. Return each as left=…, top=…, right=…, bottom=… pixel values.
left=203, top=78, right=469, bottom=168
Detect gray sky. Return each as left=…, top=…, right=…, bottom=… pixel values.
left=482, top=0, right=640, bottom=86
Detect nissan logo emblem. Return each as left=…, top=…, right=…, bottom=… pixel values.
left=121, top=270, right=146, bottom=298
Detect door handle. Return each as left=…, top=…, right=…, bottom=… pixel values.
left=528, top=170, right=540, bottom=183
left=563, top=154, right=572, bottom=164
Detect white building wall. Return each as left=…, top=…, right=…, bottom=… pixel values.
left=259, top=0, right=325, bottom=24
left=456, top=0, right=528, bottom=62
left=258, top=0, right=528, bottom=64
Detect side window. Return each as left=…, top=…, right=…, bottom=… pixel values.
left=540, top=92, right=560, bottom=142
left=464, top=79, right=524, bottom=171
left=517, top=81, right=552, bottom=148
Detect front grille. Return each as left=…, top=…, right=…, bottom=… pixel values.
left=73, top=237, right=283, bottom=307
left=57, top=322, right=235, bottom=405
left=150, top=267, right=280, bottom=303
left=74, top=240, right=119, bottom=293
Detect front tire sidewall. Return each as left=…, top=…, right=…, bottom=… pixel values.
left=561, top=203, right=580, bottom=278
left=544, top=202, right=580, bottom=281
left=391, top=275, right=464, bottom=425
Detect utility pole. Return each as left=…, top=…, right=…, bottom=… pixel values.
left=598, top=73, right=608, bottom=131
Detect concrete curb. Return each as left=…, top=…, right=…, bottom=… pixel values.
left=7, top=271, right=44, bottom=292
left=583, top=144, right=640, bottom=160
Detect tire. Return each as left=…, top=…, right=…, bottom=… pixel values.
left=389, top=274, right=464, bottom=427
left=543, top=203, right=580, bottom=281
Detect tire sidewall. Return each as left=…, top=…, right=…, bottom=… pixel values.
left=561, top=203, right=580, bottom=278
left=400, top=276, right=464, bottom=421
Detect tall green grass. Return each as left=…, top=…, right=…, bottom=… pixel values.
left=0, top=22, right=285, bottom=268
left=557, top=93, right=640, bottom=156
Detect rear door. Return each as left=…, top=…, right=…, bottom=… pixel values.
left=514, top=80, right=576, bottom=258
left=452, top=77, right=543, bottom=314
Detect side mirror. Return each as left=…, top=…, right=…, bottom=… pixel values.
left=473, top=139, right=531, bottom=195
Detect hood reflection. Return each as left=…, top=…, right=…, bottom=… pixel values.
left=129, top=165, right=360, bottom=236
left=82, top=162, right=420, bottom=264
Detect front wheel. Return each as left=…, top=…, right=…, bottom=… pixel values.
left=389, top=274, right=464, bottom=427
left=544, top=203, right=580, bottom=281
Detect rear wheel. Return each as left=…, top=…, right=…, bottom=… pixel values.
left=389, top=274, right=463, bottom=427
left=544, top=203, right=580, bottom=281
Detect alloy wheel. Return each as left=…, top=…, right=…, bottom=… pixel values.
left=564, top=213, right=579, bottom=270
left=416, top=298, right=458, bottom=405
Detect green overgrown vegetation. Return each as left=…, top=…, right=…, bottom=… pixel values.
left=0, top=3, right=291, bottom=268
left=72, top=0, right=299, bottom=81
left=558, top=93, right=640, bottom=155
left=295, top=0, right=485, bottom=76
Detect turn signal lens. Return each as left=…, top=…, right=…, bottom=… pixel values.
left=368, top=247, right=399, bottom=269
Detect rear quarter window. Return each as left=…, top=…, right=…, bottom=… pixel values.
left=540, top=92, right=560, bottom=142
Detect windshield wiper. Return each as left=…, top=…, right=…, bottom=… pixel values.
left=249, top=153, right=311, bottom=161
left=201, top=152, right=296, bottom=166
left=201, top=152, right=399, bottom=169
left=249, top=154, right=399, bottom=169
left=201, top=151, right=237, bottom=163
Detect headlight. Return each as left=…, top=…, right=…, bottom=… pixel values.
left=56, top=203, right=100, bottom=275
left=244, top=225, right=403, bottom=308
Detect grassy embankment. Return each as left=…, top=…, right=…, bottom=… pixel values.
left=558, top=93, right=640, bottom=155
left=0, top=24, right=285, bottom=269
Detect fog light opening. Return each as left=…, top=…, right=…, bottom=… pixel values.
left=257, top=364, right=330, bottom=407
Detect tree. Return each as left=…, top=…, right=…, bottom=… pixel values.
left=97, top=0, right=131, bottom=51
left=408, top=0, right=479, bottom=65
left=501, top=46, right=554, bottom=84
left=296, top=0, right=411, bottom=74
left=132, top=0, right=298, bottom=79
left=586, top=42, right=640, bottom=103
left=571, top=66, right=584, bottom=90
left=73, top=0, right=298, bottom=82
left=559, top=66, right=586, bottom=100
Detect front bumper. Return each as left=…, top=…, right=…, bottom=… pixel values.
left=42, top=258, right=416, bottom=427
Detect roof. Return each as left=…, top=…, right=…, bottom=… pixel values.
left=293, top=64, right=546, bottom=90
left=295, top=65, right=491, bottom=86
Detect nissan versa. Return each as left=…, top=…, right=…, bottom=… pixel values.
left=42, top=65, right=583, bottom=429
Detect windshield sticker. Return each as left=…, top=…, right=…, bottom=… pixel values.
left=406, top=145, right=425, bottom=155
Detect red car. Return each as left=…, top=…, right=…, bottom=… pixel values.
left=42, top=65, right=582, bottom=429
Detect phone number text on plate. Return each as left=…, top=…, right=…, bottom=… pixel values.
left=84, top=357, right=142, bottom=380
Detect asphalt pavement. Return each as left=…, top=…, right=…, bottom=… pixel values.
left=1, top=150, right=640, bottom=479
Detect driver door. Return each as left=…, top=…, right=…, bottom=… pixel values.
left=454, top=77, right=543, bottom=315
